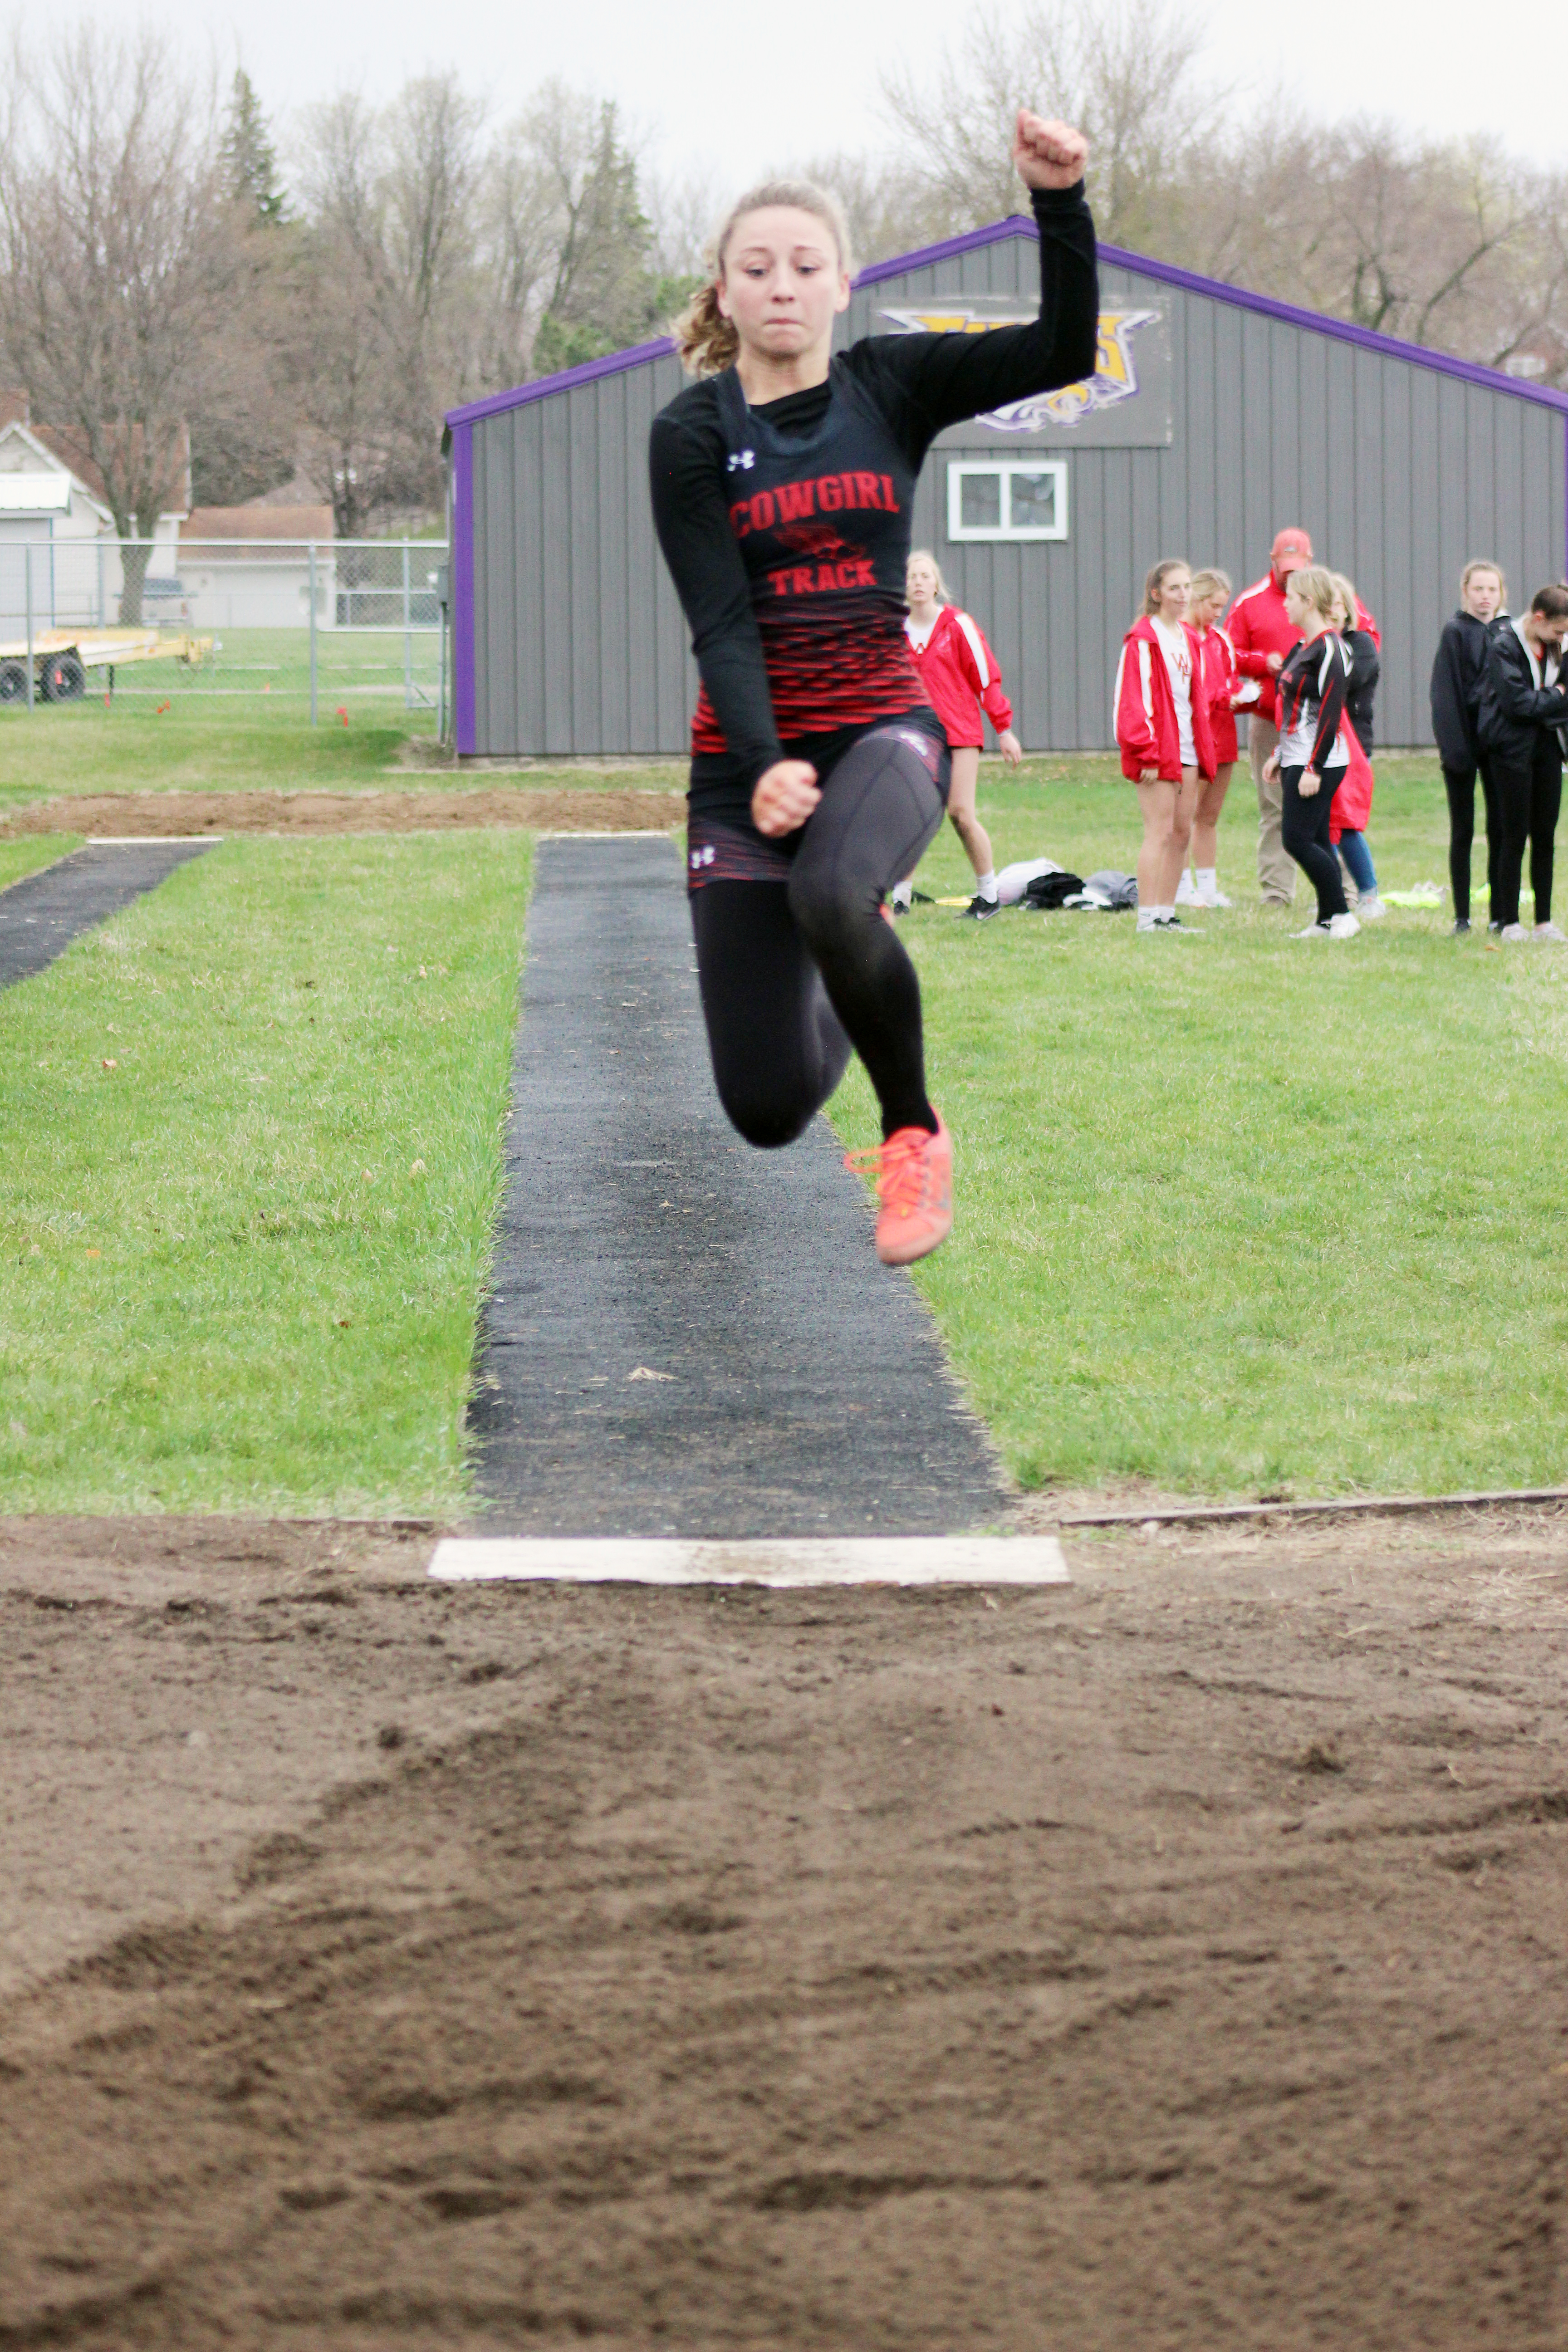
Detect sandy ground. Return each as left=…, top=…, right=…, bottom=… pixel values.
left=2, top=1506, right=1566, bottom=2349
left=0, top=787, right=686, bottom=838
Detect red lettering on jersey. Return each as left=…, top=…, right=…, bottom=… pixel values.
left=815, top=564, right=838, bottom=590
left=775, top=481, right=817, bottom=522
left=790, top=567, right=814, bottom=593
left=843, top=558, right=875, bottom=587
left=880, top=475, right=896, bottom=510
left=750, top=490, right=776, bottom=530
left=853, top=472, right=882, bottom=508
left=729, top=502, right=751, bottom=538
left=818, top=475, right=844, bottom=511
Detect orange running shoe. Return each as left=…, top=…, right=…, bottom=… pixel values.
left=844, top=1114, right=953, bottom=1266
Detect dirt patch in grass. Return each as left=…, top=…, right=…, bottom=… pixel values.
left=1, top=1503, right=1566, bottom=2348
left=0, top=786, right=686, bottom=838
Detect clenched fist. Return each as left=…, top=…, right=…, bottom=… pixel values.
left=1013, top=113, right=1089, bottom=192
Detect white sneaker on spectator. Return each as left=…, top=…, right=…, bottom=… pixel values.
left=1499, top=922, right=1529, bottom=941
left=1357, top=892, right=1388, bottom=920
left=1174, top=873, right=1200, bottom=906
left=1327, top=912, right=1361, bottom=940
left=1534, top=921, right=1566, bottom=942
left=1195, top=882, right=1232, bottom=908
left=1294, top=921, right=1330, bottom=938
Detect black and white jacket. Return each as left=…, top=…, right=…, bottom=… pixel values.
left=1476, top=617, right=1568, bottom=767
left=1275, top=631, right=1351, bottom=773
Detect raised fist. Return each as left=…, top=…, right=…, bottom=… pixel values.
left=1013, top=113, right=1089, bottom=192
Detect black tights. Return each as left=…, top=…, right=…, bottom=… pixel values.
left=1442, top=758, right=1498, bottom=925
left=1490, top=741, right=1562, bottom=928
left=1281, top=764, right=1348, bottom=923
left=690, top=725, right=948, bottom=1146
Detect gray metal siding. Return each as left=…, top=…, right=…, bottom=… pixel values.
left=464, top=237, right=1567, bottom=757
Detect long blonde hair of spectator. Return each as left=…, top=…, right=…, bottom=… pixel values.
left=1289, top=566, right=1340, bottom=624
left=673, top=181, right=855, bottom=377
left=1328, top=573, right=1361, bottom=631
left=907, top=549, right=948, bottom=603
left=1188, top=567, right=1231, bottom=614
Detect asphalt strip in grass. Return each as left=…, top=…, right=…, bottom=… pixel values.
left=468, top=835, right=1007, bottom=1539
left=0, top=840, right=214, bottom=990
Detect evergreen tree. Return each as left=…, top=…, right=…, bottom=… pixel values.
left=220, top=69, right=288, bottom=227
left=531, top=102, right=664, bottom=374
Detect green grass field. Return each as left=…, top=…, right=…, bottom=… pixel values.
left=831, top=752, right=1568, bottom=1499
left=0, top=697, right=687, bottom=816
left=0, top=833, right=529, bottom=1514
left=3, top=717, right=1565, bottom=1512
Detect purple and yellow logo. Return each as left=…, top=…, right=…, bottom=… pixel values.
left=877, top=304, right=1160, bottom=433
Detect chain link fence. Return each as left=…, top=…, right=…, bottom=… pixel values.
left=0, top=539, right=449, bottom=728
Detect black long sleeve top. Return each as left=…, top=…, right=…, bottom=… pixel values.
left=1430, top=609, right=1492, bottom=769
left=1476, top=617, right=1568, bottom=766
left=1275, top=631, right=1352, bottom=774
left=649, top=182, right=1098, bottom=818
left=1342, top=627, right=1379, bottom=756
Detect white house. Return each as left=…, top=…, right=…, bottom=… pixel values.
left=0, top=400, right=190, bottom=631
left=174, top=505, right=337, bottom=632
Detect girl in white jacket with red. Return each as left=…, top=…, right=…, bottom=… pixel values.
left=892, top=550, right=1024, bottom=921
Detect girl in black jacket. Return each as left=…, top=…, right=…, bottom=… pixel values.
left=1476, top=584, right=1568, bottom=940
left=1431, top=560, right=1505, bottom=933
left=651, top=113, right=1096, bottom=1267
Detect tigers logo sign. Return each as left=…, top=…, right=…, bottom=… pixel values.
left=877, top=303, right=1167, bottom=441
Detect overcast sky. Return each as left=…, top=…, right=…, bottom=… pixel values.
left=61, top=0, right=1568, bottom=192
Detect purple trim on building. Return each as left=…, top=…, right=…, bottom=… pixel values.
left=452, top=424, right=476, bottom=756
left=1095, top=240, right=1568, bottom=416
left=446, top=337, right=677, bottom=429
left=852, top=216, right=1038, bottom=287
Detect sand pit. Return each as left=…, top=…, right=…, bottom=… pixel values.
left=0, top=786, right=686, bottom=838
left=2, top=1505, right=1565, bottom=2349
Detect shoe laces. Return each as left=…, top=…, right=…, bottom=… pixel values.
left=844, top=1127, right=931, bottom=1218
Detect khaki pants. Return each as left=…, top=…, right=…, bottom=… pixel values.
left=1250, top=715, right=1295, bottom=903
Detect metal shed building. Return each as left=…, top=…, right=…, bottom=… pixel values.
left=445, top=218, right=1568, bottom=761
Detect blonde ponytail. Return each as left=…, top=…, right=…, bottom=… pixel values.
left=672, top=176, right=855, bottom=378
left=673, top=281, right=740, bottom=377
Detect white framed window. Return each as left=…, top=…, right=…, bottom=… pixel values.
left=946, top=460, right=1068, bottom=543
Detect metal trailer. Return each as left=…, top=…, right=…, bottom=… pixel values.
left=0, top=625, right=216, bottom=708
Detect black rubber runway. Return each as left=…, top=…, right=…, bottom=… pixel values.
left=471, top=835, right=1007, bottom=1538
left=0, top=841, right=214, bottom=990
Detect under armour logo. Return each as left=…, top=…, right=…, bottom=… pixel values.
left=726, top=450, right=755, bottom=472
left=689, top=844, right=716, bottom=870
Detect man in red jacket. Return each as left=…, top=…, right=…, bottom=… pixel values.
left=1226, top=526, right=1313, bottom=904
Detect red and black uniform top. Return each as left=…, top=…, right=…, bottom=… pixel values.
left=649, top=183, right=1098, bottom=827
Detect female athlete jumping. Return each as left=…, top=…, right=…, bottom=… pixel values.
left=650, top=113, right=1096, bottom=1264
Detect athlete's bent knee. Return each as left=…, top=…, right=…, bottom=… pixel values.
left=714, top=1071, right=818, bottom=1150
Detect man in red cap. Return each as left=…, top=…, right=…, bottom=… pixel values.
left=1226, top=528, right=1314, bottom=903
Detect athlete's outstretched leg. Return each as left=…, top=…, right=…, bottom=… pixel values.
left=689, top=879, right=852, bottom=1148
left=786, top=725, right=947, bottom=1140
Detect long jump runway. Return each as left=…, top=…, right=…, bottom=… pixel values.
left=470, top=834, right=1008, bottom=1539
left=0, top=839, right=214, bottom=989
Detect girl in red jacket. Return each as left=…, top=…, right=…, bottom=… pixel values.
left=1182, top=567, right=1239, bottom=907
left=891, top=550, right=1024, bottom=921
left=1114, top=558, right=1216, bottom=931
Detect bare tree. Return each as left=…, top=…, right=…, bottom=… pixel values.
left=879, top=0, right=1224, bottom=250
left=0, top=27, right=268, bottom=617
left=287, top=79, right=485, bottom=533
